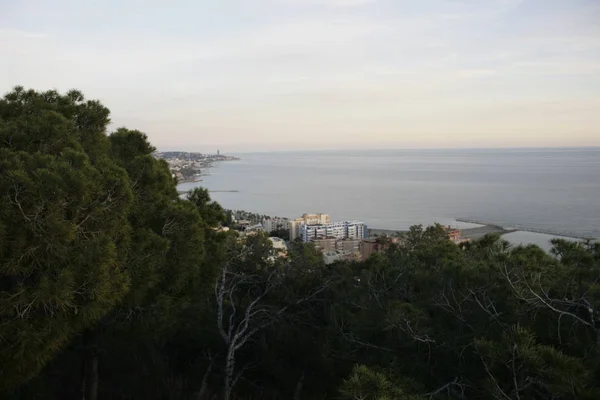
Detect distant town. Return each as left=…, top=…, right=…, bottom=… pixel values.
left=154, top=151, right=239, bottom=183
left=220, top=211, right=474, bottom=265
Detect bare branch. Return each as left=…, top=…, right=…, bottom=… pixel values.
left=503, top=264, right=593, bottom=328
left=215, top=247, right=330, bottom=400
left=422, top=377, right=468, bottom=399
left=479, top=355, right=512, bottom=400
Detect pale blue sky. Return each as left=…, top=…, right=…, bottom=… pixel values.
left=2, top=0, right=599, bottom=151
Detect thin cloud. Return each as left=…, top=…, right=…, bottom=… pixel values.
left=1, top=0, right=599, bottom=151
left=270, top=0, right=377, bottom=6
left=0, top=29, right=49, bottom=40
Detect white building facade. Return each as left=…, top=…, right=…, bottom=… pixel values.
left=262, top=217, right=289, bottom=233
left=289, top=220, right=300, bottom=241
left=300, top=221, right=368, bottom=243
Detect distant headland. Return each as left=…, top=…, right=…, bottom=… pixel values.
left=154, top=151, right=239, bottom=183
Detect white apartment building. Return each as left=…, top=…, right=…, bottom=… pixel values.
left=289, top=220, right=300, bottom=241
left=262, top=217, right=289, bottom=233
left=287, top=213, right=330, bottom=241
left=300, top=221, right=367, bottom=243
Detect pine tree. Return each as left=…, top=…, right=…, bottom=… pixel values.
left=0, top=88, right=133, bottom=390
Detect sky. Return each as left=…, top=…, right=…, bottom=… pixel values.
left=1, top=0, right=599, bottom=152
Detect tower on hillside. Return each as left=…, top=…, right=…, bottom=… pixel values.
left=217, top=149, right=220, bottom=156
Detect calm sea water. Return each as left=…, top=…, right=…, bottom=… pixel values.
left=178, top=148, right=600, bottom=248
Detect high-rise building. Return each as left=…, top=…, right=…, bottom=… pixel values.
left=294, top=213, right=330, bottom=226
left=262, top=217, right=288, bottom=233
left=289, top=220, right=300, bottom=241
left=290, top=213, right=330, bottom=241
left=300, top=221, right=367, bottom=243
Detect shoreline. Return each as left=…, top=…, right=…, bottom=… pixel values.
left=369, top=224, right=516, bottom=240
left=455, top=219, right=593, bottom=240
left=178, top=178, right=202, bottom=184
left=178, top=189, right=238, bottom=195
left=170, top=196, right=599, bottom=242
left=371, top=221, right=596, bottom=242
left=170, top=156, right=237, bottom=186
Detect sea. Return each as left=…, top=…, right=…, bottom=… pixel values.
left=177, top=148, right=600, bottom=251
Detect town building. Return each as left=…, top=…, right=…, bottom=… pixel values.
left=360, top=239, right=383, bottom=260
left=445, top=226, right=470, bottom=244
left=289, top=213, right=332, bottom=241
left=268, top=237, right=288, bottom=258
left=262, top=217, right=289, bottom=233
left=294, top=213, right=331, bottom=226
left=312, top=236, right=337, bottom=252
left=323, top=250, right=356, bottom=265
left=288, top=220, right=300, bottom=241
left=300, top=221, right=367, bottom=243
left=337, top=238, right=361, bottom=253
left=240, top=224, right=263, bottom=234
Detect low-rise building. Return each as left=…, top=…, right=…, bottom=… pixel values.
left=312, top=236, right=337, bottom=252
left=447, top=227, right=461, bottom=242
left=445, top=226, right=470, bottom=244
left=337, top=238, right=361, bottom=253
left=360, top=239, right=381, bottom=260
left=322, top=250, right=356, bottom=265
left=242, top=224, right=264, bottom=234
left=268, top=237, right=288, bottom=258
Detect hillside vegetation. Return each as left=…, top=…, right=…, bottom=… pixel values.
left=1, top=88, right=599, bottom=400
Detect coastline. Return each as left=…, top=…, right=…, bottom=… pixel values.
left=178, top=178, right=202, bottom=184
left=165, top=154, right=239, bottom=186
left=187, top=149, right=599, bottom=241
left=178, top=189, right=239, bottom=195
left=455, top=219, right=593, bottom=240
left=369, top=224, right=515, bottom=240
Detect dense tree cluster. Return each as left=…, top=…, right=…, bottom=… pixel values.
left=1, top=88, right=600, bottom=399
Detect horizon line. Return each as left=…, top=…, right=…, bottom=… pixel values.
left=157, top=145, right=600, bottom=155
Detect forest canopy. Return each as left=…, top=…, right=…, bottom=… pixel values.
left=1, top=88, right=600, bottom=400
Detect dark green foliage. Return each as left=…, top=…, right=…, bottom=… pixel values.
left=474, top=325, right=589, bottom=399
left=339, top=365, right=425, bottom=400
left=0, top=88, right=133, bottom=389
left=287, top=239, right=325, bottom=270
left=3, top=87, right=600, bottom=400
left=187, top=187, right=226, bottom=228
left=0, top=88, right=223, bottom=398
